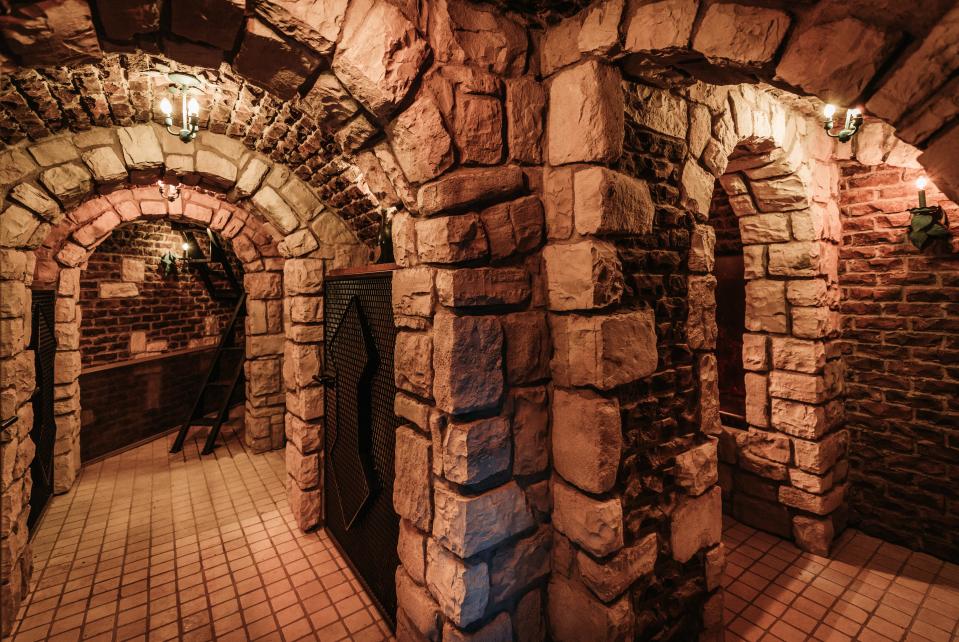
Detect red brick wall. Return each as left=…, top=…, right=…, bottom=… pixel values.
left=79, top=220, right=241, bottom=367
left=838, top=162, right=959, bottom=560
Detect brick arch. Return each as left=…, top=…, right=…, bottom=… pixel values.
left=37, top=187, right=287, bottom=495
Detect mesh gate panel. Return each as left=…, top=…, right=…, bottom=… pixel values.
left=324, top=273, right=399, bottom=624
left=29, top=290, right=57, bottom=532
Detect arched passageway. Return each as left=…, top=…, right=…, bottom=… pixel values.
left=2, top=0, right=959, bottom=639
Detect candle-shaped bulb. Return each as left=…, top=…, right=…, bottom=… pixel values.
left=187, top=97, right=200, bottom=116
left=823, top=104, right=837, bottom=119
left=159, top=97, right=173, bottom=116
left=917, top=176, right=928, bottom=208
left=916, top=177, right=928, bottom=190
left=181, top=242, right=191, bottom=252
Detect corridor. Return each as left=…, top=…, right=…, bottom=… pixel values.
left=5, top=426, right=390, bottom=642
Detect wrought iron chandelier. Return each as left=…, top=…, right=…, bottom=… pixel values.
left=159, top=72, right=201, bottom=143
left=822, top=104, right=862, bottom=143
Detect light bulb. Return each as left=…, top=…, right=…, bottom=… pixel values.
left=916, top=177, right=928, bottom=190
left=181, top=242, right=191, bottom=252
left=848, top=107, right=861, bottom=118
left=187, top=98, right=199, bottom=116
left=823, top=104, right=837, bottom=119
left=159, top=97, right=173, bottom=116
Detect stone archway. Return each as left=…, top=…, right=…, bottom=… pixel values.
left=0, top=124, right=368, bottom=630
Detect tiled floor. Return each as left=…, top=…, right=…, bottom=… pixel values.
left=6, top=423, right=390, bottom=642
left=723, top=519, right=959, bottom=642
left=9, top=424, right=959, bottom=642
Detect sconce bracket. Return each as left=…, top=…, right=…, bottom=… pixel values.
left=907, top=205, right=950, bottom=250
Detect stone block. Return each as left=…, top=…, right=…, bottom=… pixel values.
left=750, top=174, right=808, bottom=213
left=416, top=214, right=489, bottom=264
left=81, top=147, right=127, bottom=184
left=284, top=259, right=324, bottom=295
left=0, top=206, right=41, bottom=249
left=392, top=267, right=434, bottom=318
left=388, top=92, right=455, bottom=185
left=500, top=311, right=550, bottom=386
left=682, top=160, right=715, bottom=219
left=738, top=213, right=791, bottom=244
left=791, top=306, right=839, bottom=340
left=253, top=186, right=299, bottom=234
left=506, top=77, right=545, bottom=164
left=768, top=241, right=833, bottom=278
left=550, top=310, right=658, bottom=390
left=544, top=166, right=574, bottom=240
left=39, top=164, right=92, bottom=208
left=117, top=125, right=163, bottom=171
left=509, top=387, right=549, bottom=476
left=432, top=481, right=534, bottom=558
left=577, top=532, right=658, bottom=603
left=792, top=515, right=834, bottom=556
left=674, top=439, right=718, bottom=497
left=779, top=484, right=846, bottom=516
left=687, top=275, right=718, bottom=350
left=745, top=279, right=786, bottom=333
left=543, top=239, right=623, bottom=311
left=775, top=17, right=893, bottom=105
left=436, top=267, right=530, bottom=308
left=394, top=426, right=432, bottom=531
left=552, top=388, right=621, bottom=494
left=416, top=167, right=525, bottom=217
left=425, top=539, right=489, bottom=628
left=793, top=430, right=848, bottom=474
left=488, top=526, right=551, bottom=605
left=698, top=353, right=721, bottom=436
left=479, top=196, right=544, bottom=261
left=396, top=566, right=441, bottom=640
left=744, top=372, right=769, bottom=428
left=395, top=331, right=433, bottom=400
left=548, top=576, right=634, bottom=642
left=769, top=370, right=830, bottom=404
left=623, top=0, right=697, bottom=52
left=670, top=486, right=722, bottom=563
left=552, top=477, right=623, bottom=557
left=548, top=59, right=623, bottom=165
left=98, top=282, right=138, bottom=299
left=453, top=92, right=503, bottom=165
left=233, top=18, right=321, bottom=99
left=433, top=313, right=503, bottom=415
left=771, top=337, right=825, bottom=374
left=442, top=416, right=511, bottom=486
left=689, top=224, right=716, bottom=273
left=693, top=3, right=789, bottom=66
left=573, top=166, right=654, bottom=236
left=742, top=333, right=769, bottom=371
left=771, top=398, right=841, bottom=440
left=9, top=184, right=60, bottom=222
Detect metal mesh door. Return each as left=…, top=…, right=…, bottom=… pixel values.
left=28, top=290, right=57, bottom=532
left=324, top=273, right=399, bottom=625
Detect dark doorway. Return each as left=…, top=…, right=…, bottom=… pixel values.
left=324, top=269, right=399, bottom=626
left=715, top=255, right=747, bottom=427
left=28, top=290, right=57, bottom=532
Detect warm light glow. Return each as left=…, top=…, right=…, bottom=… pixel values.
left=159, top=97, right=173, bottom=116
left=187, top=98, right=200, bottom=116
left=917, top=176, right=928, bottom=190
left=848, top=107, right=862, bottom=118
left=181, top=242, right=191, bottom=252
left=823, top=104, right=837, bottom=119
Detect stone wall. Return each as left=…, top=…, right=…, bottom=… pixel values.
left=77, top=219, right=239, bottom=367
left=838, top=163, right=959, bottom=561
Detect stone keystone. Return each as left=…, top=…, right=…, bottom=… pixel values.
left=552, top=388, right=622, bottom=494
left=543, top=239, right=624, bottom=311
left=551, top=309, right=658, bottom=390
left=573, top=166, right=654, bottom=236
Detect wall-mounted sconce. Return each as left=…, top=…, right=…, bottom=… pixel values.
left=908, top=176, right=950, bottom=250
left=157, top=179, right=180, bottom=202
left=159, top=242, right=193, bottom=277
left=159, top=72, right=201, bottom=143
left=822, top=104, right=863, bottom=143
